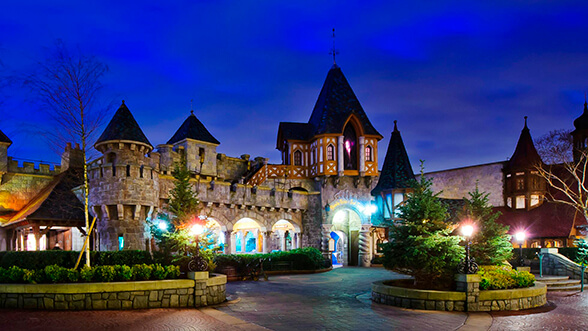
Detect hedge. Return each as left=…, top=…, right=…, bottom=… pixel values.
left=214, top=247, right=329, bottom=274
left=0, top=264, right=180, bottom=284
left=0, top=250, right=154, bottom=270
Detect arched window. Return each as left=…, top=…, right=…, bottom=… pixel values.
left=365, top=145, right=373, bottom=162
left=327, top=144, right=335, bottom=161
left=126, top=164, right=131, bottom=177
left=343, top=124, right=358, bottom=170
left=293, top=150, right=302, bottom=166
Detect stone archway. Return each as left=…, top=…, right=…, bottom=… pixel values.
left=232, top=218, right=264, bottom=254
left=271, top=219, right=301, bottom=252
left=330, top=208, right=362, bottom=266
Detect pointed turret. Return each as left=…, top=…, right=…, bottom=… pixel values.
left=95, top=101, right=152, bottom=152
left=507, top=116, right=542, bottom=170
left=573, top=99, right=588, bottom=132
left=572, top=99, right=588, bottom=162
left=167, top=110, right=219, bottom=145
left=371, top=121, right=414, bottom=196
left=308, top=65, right=382, bottom=138
left=0, top=129, right=11, bottom=146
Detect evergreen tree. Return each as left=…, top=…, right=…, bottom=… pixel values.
left=575, top=239, right=588, bottom=266
left=382, top=163, right=464, bottom=289
left=464, top=185, right=513, bottom=265
left=167, top=160, right=199, bottom=226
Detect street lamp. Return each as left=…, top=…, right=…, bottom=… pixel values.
left=461, top=224, right=475, bottom=274
left=516, top=231, right=526, bottom=267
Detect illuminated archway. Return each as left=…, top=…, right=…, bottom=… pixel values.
left=330, top=208, right=362, bottom=266
left=272, top=219, right=301, bottom=251
left=233, top=218, right=262, bottom=254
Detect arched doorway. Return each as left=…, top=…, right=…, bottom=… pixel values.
left=330, top=230, right=346, bottom=265
left=272, top=219, right=301, bottom=251
left=199, top=217, right=224, bottom=251
left=233, top=218, right=263, bottom=254
left=331, top=209, right=362, bottom=266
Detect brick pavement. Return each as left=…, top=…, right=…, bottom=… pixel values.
left=217, top=267, right=468, bottom=331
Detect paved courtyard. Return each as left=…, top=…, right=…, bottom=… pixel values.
left=1, top=267, right=587, bottom=330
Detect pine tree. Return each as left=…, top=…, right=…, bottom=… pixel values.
left=382, top=163, right=464, bottom=289
left=464, top=184, right=513, bottom=265
left=167, top=160, right=199, bottom=226
left=575, top=239, right=588, bottom=266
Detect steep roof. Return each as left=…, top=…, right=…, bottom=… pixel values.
left=371, top=121, right=415, bottom=195
left=167, top=111, right=220, bottom=145
left=276, top=122, right=314, bottom=149
left=507, top=116, right=542, bottom=170
left=95, top=101, right=152, bottom=148
left=0, top=129, right=11, bottom=145
left=573, top=101, right=588, bottom=132
left=307, top=65, right=381, bottom=138
left=495, top=202, right=579, bottom=239
left=3, top=168, right=85, bottom=227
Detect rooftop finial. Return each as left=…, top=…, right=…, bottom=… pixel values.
left=524, top=116, right=528, bottom=128
left=190, top=99, right=194, bottom=115
left=329, top=28, right=339, bottom=65
left=393, top=120, right=398, bottom=132
left=122, top=100, right=125, bottom=105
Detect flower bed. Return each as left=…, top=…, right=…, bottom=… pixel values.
left=0, top=264, right=180, bottom=284
left=478, top=265, right=535, bottom=290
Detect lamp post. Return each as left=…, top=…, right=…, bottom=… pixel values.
left=515, top=231, right=526, bottom=267
left=461, top=225, right=474, bottom=274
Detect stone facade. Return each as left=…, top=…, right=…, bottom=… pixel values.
left=0, top=273, right=226, bottom=310
left=424, top=162, right=505, bottom=207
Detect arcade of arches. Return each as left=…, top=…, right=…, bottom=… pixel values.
left=198, top=216, right=301, bottom=254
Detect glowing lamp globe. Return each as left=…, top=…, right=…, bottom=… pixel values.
left=461, top=225, right=474, bottom=238
left=190, top=224, right=204, bottom=236
left=157, top=221, right=168, bottom=231
left=515, top=231, right=526, bottom=243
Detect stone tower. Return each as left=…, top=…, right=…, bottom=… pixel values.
left=90, top=101, right=160, bottom=251
left=0, top=129, right=12, bottom=180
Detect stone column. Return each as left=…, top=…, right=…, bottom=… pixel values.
left=241, top=231, right=246, bottom=253
left=359, top=136, right=365, bottom=175
left=33, top=225, right=40, bottom=251
left=263, top=231, right=272, bottom=253
left=455, top=274, right=481, bottom=312
left=321, top=224, right=333, bottom=255
left=337, top=136, right=344, bottom=175
left=358, top=224, right=371, bottom=267
left=223, top=231, right=232, bottom=254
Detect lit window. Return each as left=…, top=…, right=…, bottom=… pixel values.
left=383, top=194, right=392, bottom=219
left=365, top=146, right=373, bottom=162
left=294, top=150, right=302, bottom=166
left=393, top=193, right=404, bottom=217
left=516, top=196, right=525, bottom=209
left=327, top=144, right=335, bottom=161
left=530, top=195, right=540, bottom=207
left=516, top=178, right=524, bottom=190
left=507, top=197, right=512, bottom=208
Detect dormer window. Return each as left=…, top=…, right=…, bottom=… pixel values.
left=365, top=145, right=373, bottom=162
left=516, top=178, right=524, bottom=190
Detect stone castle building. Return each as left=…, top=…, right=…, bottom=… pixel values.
left=0, top=63, right=586, bottom=264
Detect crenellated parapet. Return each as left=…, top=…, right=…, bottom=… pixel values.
left=7, top=158, right=61, bottom=175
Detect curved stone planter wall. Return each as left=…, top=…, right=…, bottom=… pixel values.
left=0, top=272, right=226, bottom=310
left=541, top=248, right=588, bottom=282
left=372, top=276, right=546, bottom=312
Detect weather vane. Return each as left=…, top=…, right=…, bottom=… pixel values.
left=329, top=28, right=339, bottom=65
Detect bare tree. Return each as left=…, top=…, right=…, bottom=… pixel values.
left=24, top=40, right=109, bottom=267
left=534, top=130, right=588, bottom=228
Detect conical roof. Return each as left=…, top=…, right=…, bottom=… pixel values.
left=371, top=121, right=414, bottom=195
left=573, top=101, right=588, bottom=132
left=507, top=116, right=542, bottom=170
left=95, top=101, right=152, bottom=148
left=308, top=65, right=382, bottom=138
left=167, top=111, right=220, bottom=145
left=0, top=129, right=11, bottom=145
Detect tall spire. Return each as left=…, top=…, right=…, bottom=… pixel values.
left=507, top=116, right=542, bottom=170
left=95, top=101, right=152, bottom=150
left=329, top=28, right=339, bottom=66
left=371, top=121, right=414, bottom=195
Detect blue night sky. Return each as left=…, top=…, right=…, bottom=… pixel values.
left=1, top=1, right=588, bottom=172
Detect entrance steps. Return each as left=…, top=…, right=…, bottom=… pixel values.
left=534, top=275, right=582, bottom=292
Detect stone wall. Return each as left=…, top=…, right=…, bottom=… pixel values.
left=371, top=275, right=547, bottom=312
left=423, top=162, right=505, bottom=207
left=541, top=248, right=588, bottom=282
left=0, top=273, right=226, bottom=310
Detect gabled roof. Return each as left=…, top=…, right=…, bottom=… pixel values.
left=308, top=65, right=381, bottom=138
left=573, top=101, right=588, bottom=132
left=371, top=121, right=415, bottom=195
left=495, top=202, right=579, bottom=239
left=276, top=122, right=314, bottom=149
left=95, top=101, right=152, bottom=148
left=507, top=116, right=542, bottom=170
left=167, top=111, right=220, bottom=145
left=3, top=168, right=85, bottom=227
left=0, top=129, right=11, bottom=145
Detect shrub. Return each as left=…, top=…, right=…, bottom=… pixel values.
left=8, top=266, right=25, bottom=283
left=79, top=266, right=94, bottom=282
left=132, top=264, right=152, bottom=281
left=0, top=250, right=154, bottom=270
left=478, top=265, right=535, bottom=290
left=114, top=265, right=133, bottom=281
left=165, top=265, right=180, bottom=279
left=44, top=265, right=67, bottom=283
left=93, top=265, right=116, bottom=282
left=152, top=264, right=167, bottom=280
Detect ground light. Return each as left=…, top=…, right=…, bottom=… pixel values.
left=516, top=231, right=526, bottom=267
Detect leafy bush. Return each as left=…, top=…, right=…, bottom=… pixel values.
left=79, top=266, right=94, bottom=282
left=0, top=250, right=154, bottom=270
left=478, top=265, right=535, bottom=290
left=152, top=264, right=167, bottom=280
left=44, top=265, right=67, bottom=283
left=165, top=265, right=181, bottom=279
left=114, top=265, right=133, bottom=281
left=93, top=265, right=116, bottom=282
left=214, top=247, right=327, bottom=275
left=132, top=264, right=152, bottom=281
